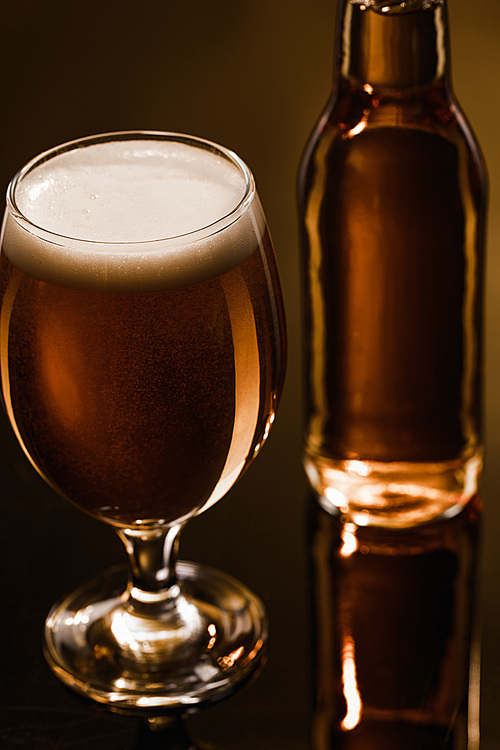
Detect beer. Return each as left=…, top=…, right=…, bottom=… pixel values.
left=0, top=134, right=286, bottom=527
left=298, top=0, right=487, bottom=526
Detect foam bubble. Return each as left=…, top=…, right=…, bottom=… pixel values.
left=2, top=136, right=264, bottom=291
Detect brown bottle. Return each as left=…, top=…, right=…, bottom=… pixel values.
left=298, top=0, right=487, bottom=527
left=309, top=493, right=482, bottom=749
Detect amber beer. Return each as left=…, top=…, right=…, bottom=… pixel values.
left=298, top=0, right=487, bottom=525
left=0, top=134, right=286, bottom=527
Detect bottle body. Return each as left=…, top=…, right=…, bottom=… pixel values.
left=298, top=0, right=487, bottom=526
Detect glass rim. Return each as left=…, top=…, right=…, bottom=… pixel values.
left=6, top=130, right=256, bottom=248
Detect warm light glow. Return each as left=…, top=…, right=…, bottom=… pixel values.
left=363, top=83, right=373, bottom=95
left=254, top=411, right=276, bottom=456
left=0, top=272, right=33, bottom=464
left=229, top=646, right=245, bottom=661
left=347, top=460, right=370, bottom=477
left=263, top=413, right=273, bottom=440
left=110, top=611, right=142, bottom=652
left=304, top=127, right=336, bottom=442
left=218, top=645, right=245, bottom=669
left=245, top=638, right=264, bottom=664
left=207, top=623, right=217, bottom=650
left=340, top=523, right=358, bottom=557
left=468, top=637, right=481, bottom=750
left=341, top=637, right=362, bottom=730
left=73, top=610, right=90, bottom=626
left=201, top=267, right=260, bottom=511
left=346, top=120, right=367, bottom=139
left=325, top=486, right=348, bottom=509
left=110, top=595, right=202, bottom=652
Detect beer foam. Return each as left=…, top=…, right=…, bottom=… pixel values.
left=3, top=137, right=264, bottom=291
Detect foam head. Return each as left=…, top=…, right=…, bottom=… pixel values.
left=2, top=133, right=264, bottom=291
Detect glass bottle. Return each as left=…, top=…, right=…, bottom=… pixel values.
left=298, top=0, right=487, bottom=527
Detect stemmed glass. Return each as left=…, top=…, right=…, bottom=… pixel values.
left=0, top=131, right=286, bottom=710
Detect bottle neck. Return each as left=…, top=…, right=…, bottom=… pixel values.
left=337, top=0, right=450, bottom=90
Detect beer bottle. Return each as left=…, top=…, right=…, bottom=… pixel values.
left=298, top=0, right=487, bottom=527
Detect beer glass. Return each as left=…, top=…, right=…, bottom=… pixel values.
left=0, top=131, right=286, bottom=710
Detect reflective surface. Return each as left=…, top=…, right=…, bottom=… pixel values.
left=0, top=481, right=489, bottom=749
left=310, top=494, right=481, bottom=748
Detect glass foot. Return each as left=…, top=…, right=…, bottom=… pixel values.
left=43, top=562, right=267, bottom=712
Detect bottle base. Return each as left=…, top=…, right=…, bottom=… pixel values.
left=305, top=449, right=482, bottom=527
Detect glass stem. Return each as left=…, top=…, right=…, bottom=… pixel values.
left=117, top=523, right=184, bottom=617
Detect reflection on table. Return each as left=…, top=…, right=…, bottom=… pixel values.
left=309, top=493, right=482, bottom=750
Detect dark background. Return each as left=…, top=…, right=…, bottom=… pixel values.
left=0, top=1, right=498, bottom=747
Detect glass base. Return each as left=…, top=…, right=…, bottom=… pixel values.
left=43, top=562, right=267, bottom=713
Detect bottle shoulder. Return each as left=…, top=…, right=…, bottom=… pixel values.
left=302, top=82, right=479, bottom=151
left=299, top=82, right=486, bottom=193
